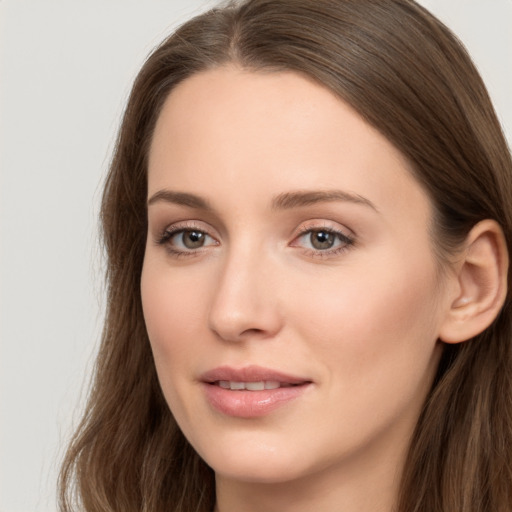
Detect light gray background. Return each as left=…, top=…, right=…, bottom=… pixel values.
left=1, top=1, right=511, bottom=511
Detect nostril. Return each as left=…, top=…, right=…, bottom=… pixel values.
left=240, top=327, right=266, bottom=337
left=210, top=326, right=268, bottom=343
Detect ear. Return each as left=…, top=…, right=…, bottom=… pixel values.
left=439, top=219, right=509, bottom=344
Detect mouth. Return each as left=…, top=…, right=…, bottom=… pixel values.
left=200, top=365, right=312, bottom=418
left=201, top=365, right=311, bottom=387
left=213, top=380, right=300, bottom=391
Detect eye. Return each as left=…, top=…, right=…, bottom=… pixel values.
left=157, top=227, right=218, bottom=254
left=293, top=227, right=354, bottom=254
left=306, top=230, right=339, bottom=250
left=172, top=229, right=211, bottom=249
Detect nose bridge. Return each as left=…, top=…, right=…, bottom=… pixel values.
left=208, top=237, right=281, bottom=342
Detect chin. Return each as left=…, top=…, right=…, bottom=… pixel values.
left=210, top=457, right=308, bottom=485
left=195, top=433, right=312, bottom=484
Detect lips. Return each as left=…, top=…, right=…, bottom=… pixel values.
left=200, top=365, right=312, bottom=418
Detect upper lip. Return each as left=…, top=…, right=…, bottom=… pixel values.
left=201, top=365, right=311, bottom=384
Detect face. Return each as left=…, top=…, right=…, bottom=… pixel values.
left=141, top=67, right=451, bottom=486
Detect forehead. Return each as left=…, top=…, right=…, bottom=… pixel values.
left=148, top=66, right=431, bottom=226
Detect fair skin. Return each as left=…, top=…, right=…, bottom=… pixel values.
left=140, top=66, right=506, bottom=512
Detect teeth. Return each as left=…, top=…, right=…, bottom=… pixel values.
left=217, top=380, right=283, bottom=390
left=246, top=381, right=264, bottom=391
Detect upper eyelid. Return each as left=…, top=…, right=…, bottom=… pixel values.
left=293, top=219, right=355, bottom=237
left=160, top=220, right=218, bottom=236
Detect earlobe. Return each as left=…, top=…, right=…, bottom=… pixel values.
left=439, top=219, right=509, bottom=344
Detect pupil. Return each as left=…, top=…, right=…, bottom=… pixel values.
left=183, top=230, right=205, bottom=249
left=311, top=230, right=334, bottom=250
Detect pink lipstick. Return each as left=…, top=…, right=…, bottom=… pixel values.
left=201, top=365, right=312, bottom=418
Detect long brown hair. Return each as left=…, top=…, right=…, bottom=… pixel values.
left=59, top=1, right=512, bottom=511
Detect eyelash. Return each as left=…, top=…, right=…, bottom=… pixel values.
left=155, top=222, right=218, bottom=258
left=155, top=222, right=355, bottom=259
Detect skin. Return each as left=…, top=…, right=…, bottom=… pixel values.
left=141, top=66, right=458, bottom=512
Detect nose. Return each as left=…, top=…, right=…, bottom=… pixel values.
left=208, top=246, right=283, bottom=343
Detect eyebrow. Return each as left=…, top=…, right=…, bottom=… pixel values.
left=271, top=190, right=378, bottom=211
left=147, top=190, right=213, bottom=210
left=147, top=189, right=377, bottom=212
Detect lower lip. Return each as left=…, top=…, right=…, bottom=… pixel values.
left=202, top=383, right=309, bottom=418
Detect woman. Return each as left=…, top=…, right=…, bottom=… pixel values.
left=59, top=0, right=512, bottom=511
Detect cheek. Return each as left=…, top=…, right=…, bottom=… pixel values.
left=282, top=255, right=444, bottom=461
left=140, top=258, right=214, bottom=436
left=290, top=251, right=442, bottom=395
left=141, top=260, right=207, bottom=374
